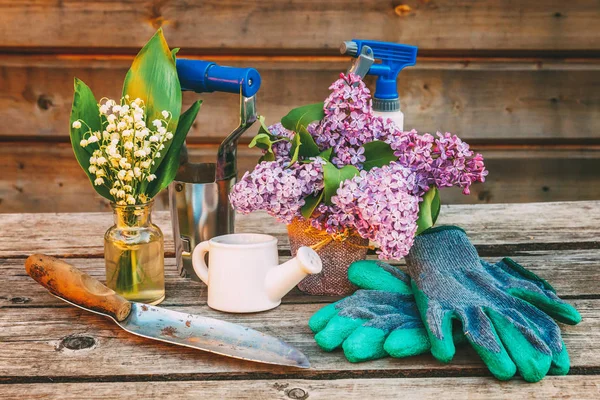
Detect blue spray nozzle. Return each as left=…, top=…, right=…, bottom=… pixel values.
left=341, top=40, right=417, bottom=102
left=176, top=59, right=261, bottom=98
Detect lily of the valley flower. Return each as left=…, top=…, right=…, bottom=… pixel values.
left=72, top=96, right=174, bottom=205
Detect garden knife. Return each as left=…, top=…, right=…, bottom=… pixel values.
left=25, top=254, right=310, bottom=369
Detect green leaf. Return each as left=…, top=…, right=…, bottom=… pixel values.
left=282, top=103, right=322, bottom=162
left=318, top=148, right=333, bottom=161
left=253, top=116, right=290, bottom=162
left=69, top=78, right=112, bottom=201
left=122, top=28, right=182, bottom=173
left=146, top=100, right=202, bottom=198
left=297, top=128, right=320, bottom=157
left=289, top=133, right=302, bottom=164
left=362, top=141, right=399, bottom=170
left=259, top=152, right=276, bottom=163
left=249, top=133, right=273, bottom=151
left=301, top=191, right=324, bottom=219
left=280, top=102, right=324, bottom=134
left=171, top=48, right=180, bottom=63
left=416, top=188, right=441, bottom=235
left=290, top=130, right=320, bottom=163
left=323, top=161, right=360, bottom=205
left=257, top=115, right=272, bottom=135
left=431, top=190, right=441, bottom=224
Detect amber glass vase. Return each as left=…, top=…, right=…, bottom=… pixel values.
left=104, top=201, right=165, bottom=305
left=287, top=218, right=369, bottom=296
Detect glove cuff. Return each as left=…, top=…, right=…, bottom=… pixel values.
left=405, top=225, right=480, bottom=278
left=419, top=225, right=466, bottom=237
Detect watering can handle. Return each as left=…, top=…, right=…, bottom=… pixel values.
left=176, top=59, right=261, bottom=98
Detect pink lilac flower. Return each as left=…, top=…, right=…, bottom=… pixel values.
left=229, top=159, right=324, bottom=223
left=429, top=132, right=488, bottom=194
left=328, top=163, right=420, bottom=259
left=310, top=73, right=379, bottom=169
left=386, top=129, right=488, bottom=195
left=266, top=123, right=294, bottom=161
left=232, top=72, right=488, bottom=260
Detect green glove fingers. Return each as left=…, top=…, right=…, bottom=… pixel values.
left=343, top=326, right=389, bottom=362
left=310, top=282, right=429, bottom=362
left=549, top=341, right=570, bottom=376
left=309, top=302, right=342, bottom=333
left=348, top=260, right=412, bottom=294
left=384, top=328, right=431, bottom=358
left=314, top=314, right=367, bottom=351
left=485, top=309, right=552, bottom=382
left=461, top=308, right=517, bottom=381
left=410, top=284, right=457, bottom=363
left=310, top=244, right=577, bottom=384
left=509, top=287, right=581, bottom=325
left=491, top=258, right=582, bottom=325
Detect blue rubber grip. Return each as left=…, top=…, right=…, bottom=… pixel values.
left=176, top=59, right=261, bottom=97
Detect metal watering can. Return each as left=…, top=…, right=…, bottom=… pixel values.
left=169, top=60, right=261, bottom=281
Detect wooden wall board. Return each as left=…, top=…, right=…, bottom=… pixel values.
left=1, top=142, right=599, bottom=213
left=0, top=1, right=598, bottom=52
left=1, top=55, right=598, bottom=141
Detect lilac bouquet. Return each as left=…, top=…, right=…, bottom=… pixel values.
left=230, top=73, right=487, bottom=260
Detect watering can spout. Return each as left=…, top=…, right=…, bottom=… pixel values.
left=265, top=247, right=323, bottom=302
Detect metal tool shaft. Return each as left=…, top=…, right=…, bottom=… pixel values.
left=169, top=95, right=258, bottom=280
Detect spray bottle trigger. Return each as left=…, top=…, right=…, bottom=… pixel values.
left=347, top=45, right=374, bottom=79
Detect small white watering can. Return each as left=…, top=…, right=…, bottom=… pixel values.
left=192, top=233, right=322, bottom=313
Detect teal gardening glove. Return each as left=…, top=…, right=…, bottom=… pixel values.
left=309, top=261, right=434, bottom=362
left=405, top=226, right=581, bottom=382
left=309, top=226, right=581, bottom=382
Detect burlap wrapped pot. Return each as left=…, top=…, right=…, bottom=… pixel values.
left=287, top=218, right=369, bottom=296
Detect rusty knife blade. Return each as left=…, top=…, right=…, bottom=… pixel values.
left=54, top=296, right=310, bottom=368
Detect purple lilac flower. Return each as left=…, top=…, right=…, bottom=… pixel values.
left=310, top=73, right=377, bottom=169
left=329, top=163, right=420, bottom=260
left=232, top=73, right=488, bottom=260
left=229, top=159, right=324, bottom=223
left=386, top=129, right=488, bottom=196
left=266, top=123, right=294, bottom=161
left=430, top=132, right=488, bottom=194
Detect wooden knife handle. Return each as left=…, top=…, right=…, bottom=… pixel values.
left=25, top=254, right=132, bottom=322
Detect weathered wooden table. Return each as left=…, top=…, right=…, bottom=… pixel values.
left=1, top=202, right=599, bottom=399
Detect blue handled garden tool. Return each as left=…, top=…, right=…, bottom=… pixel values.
left=341, top=40, right=417, bottom=129
left=169, top=60, right=261, bottom=281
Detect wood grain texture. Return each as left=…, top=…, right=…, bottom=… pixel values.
left=1, top=201, right=599, bottom=258
left=1, top=55, right=598, bottom=141
left=0, top=142, right=262, bottom=213
left=0, top=299, right=593, bottom=379
left=0, top=203, right=597, bottom=391
left=2, top=249, right=599, bottom=309
left=0, top=1, right=598, bottom=51
left=1, top=376, right=598, bottom=399
left=2, top=142, right=600, bottom=213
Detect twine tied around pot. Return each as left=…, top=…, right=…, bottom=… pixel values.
left=304, top=225, right=373, bottom=252
left=287, top=218, right=371, bottom=296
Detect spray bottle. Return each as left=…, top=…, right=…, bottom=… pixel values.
left=340, top=40, right=418, bottom=130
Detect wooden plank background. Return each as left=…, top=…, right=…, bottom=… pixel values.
left=0, top=0, right=599, bottom=213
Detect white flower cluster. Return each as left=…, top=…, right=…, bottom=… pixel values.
left=72, top=96, right=174, bottom=205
